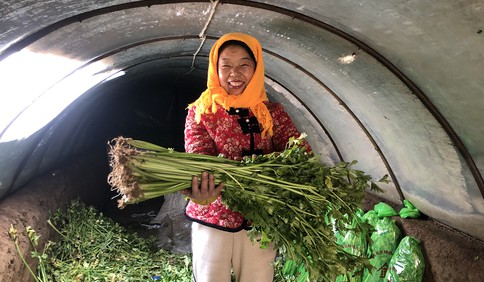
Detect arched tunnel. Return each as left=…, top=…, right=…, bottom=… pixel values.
left=1, top=1, right=483, bottom=281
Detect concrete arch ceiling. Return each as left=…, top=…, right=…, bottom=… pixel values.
left=0, top=1, right=483, bottom=241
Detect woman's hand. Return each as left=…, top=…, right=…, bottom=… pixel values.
left=181, top=171, right=224, bottom=205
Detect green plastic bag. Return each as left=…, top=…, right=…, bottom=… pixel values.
left=399, top=200, right=421, bottom=219
left=362, top=210, right=379, bottom=227
left=335, top=211, right=368, bottom=282
left=362, top=217, right=402, bottom=282
left=374, top=202, right=398, bottom=218
left=334, top=211, right=368, bottom=258
left=280, top=259, right=309, bottom=282
left=335, top=228, right=367, bottom=282
left=385, top=236, right=425, bottom=282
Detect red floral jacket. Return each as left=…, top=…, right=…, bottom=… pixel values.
left=184, top=102, right=305, bottom=232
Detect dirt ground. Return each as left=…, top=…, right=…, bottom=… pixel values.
left=0, top=151, right=483, bottom=281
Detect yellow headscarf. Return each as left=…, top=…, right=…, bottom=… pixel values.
left=188, top=32, right=273, bottom=137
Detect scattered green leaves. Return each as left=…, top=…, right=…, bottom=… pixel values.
left=9, top=200, right=193, bottom=281
left=9, top=224, right=51, bottom=282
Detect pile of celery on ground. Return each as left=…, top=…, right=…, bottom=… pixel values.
left=9, top=200, right=193, bottom=282
left=107, top=135, right=386, bottom=280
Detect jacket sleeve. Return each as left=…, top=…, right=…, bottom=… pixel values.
left=184, top=106, right=217, bottom=156
left=270, top=103, right=312, bottom=153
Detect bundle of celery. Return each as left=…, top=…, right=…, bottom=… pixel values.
left=107, top=135, right=385, bottom=280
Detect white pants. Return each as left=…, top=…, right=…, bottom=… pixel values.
left=191, top=222, right=277, bottom=282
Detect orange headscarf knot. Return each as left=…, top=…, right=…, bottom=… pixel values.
left=188, top=32, right=273, bottom=137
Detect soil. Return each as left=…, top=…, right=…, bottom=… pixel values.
left=0, top=151, right=483, bottom=281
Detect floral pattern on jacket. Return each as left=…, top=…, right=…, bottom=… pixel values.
left=184, top=102, right=304, bottom=231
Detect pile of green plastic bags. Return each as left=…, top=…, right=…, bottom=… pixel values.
left=279, top=200, right=425, bottom=281
left=334, top=200, right=425, bottom=282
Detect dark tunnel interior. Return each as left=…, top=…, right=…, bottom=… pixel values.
left=67, top=64, right=208, bottom=209
left=4, top=60, right=210, bottom=217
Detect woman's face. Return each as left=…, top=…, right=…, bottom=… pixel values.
left=217, top=45, right=256, bottom=95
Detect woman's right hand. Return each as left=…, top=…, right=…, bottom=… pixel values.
left=181, top=171, right=224, bottom=205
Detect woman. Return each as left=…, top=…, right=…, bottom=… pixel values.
left=181, top=32, right=308, bottom=282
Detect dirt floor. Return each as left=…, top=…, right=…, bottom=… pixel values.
left=0, top=151, right=483, bottom=281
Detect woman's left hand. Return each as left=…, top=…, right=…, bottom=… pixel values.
left=181, top=171, right=224, bottom=205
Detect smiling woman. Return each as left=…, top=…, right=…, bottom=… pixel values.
left=182, top=32, right=311, bottom=282
left=0, top=0, right=483, bottom=281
